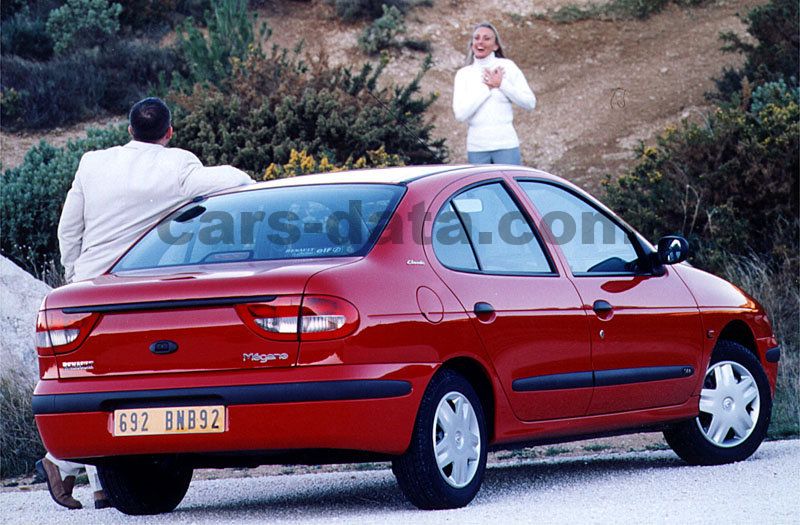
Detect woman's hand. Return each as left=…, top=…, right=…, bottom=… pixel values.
left=482, top=67, right=504, bottom=89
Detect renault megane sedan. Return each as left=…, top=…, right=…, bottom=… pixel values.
left=33, top=165, right=780, bottom=514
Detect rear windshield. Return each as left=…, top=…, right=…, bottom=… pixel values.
left=114, top=184, right=405, bottom=271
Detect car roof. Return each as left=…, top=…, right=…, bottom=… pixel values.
left=226, top=165, right=562, bottom=194
left=248, top=165, right=472, bottom=187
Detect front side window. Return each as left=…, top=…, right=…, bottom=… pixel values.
left=519, top=181, right=639, bottom=275
left=432, top=182, right=552, bottom=274
left=114, top=184, right=404, bottom=271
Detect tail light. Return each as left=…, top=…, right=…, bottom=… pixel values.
left=36, top=309, right=100, bottom=355
left=236, top=295, right=359, bottom=341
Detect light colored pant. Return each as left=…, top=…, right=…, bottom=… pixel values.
left=467, top=147, right=522, bottom=165
left=45, top=452, right=102, bottom=491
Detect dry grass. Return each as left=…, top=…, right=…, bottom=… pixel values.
left=724, top=255, right=800, bottom=437
left=0, top=372, right=44, bottom=478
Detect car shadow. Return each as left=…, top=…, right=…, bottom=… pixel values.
left=173, top=452, right=686, bottom=519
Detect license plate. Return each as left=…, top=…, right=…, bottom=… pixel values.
left=113, top=405, right=225, bottom=436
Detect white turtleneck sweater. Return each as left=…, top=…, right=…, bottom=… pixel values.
left=452, top=52, right=536, bottom=152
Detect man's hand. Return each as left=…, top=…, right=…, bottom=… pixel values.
left=482, top=67, right=504, bottom=89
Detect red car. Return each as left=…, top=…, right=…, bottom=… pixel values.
left=34, top=166, right=780, bottom=514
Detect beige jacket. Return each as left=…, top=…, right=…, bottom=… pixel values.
left=57, top=141, right=253, bottom=282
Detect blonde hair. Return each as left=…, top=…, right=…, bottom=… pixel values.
left=466, top=22, right=506, bottom=65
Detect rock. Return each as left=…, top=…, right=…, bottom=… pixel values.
left=0, top=256, right=51, bottom=385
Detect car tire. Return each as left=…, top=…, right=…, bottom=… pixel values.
left=664, top=340, right=772, bottom=466
left=392, top=368, right=488, bottom=510
left=98, top=455, right=193, bottom=515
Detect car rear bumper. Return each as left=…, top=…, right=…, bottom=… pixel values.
left=34, top=363, right=434, bottom=460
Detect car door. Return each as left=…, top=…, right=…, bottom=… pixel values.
left=516, top=178, right=704, bottom=415
left=423, top=176, right=593, bottom=421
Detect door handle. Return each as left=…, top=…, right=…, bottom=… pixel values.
left=593, top=300, right=613, bottom=315
left=473, top=302, right=495, bottom=316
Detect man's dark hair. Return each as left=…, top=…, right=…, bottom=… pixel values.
left=129, top=97, right=171, bottom=143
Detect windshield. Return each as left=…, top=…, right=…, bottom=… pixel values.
left=113, top=184, right=405, bottom=271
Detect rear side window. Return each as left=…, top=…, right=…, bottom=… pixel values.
left=432, top=182, right=553, bottom=274
left=114, top=184, right=404, bottom=271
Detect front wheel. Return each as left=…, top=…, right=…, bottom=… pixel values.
left=392, top=369, right=488, bottom=509
left=98, top=455, right=193, bottom=515
left=664, top=340, right=772, bottom=465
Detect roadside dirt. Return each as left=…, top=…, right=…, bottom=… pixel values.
left=1, top=0, right=759, bottom=192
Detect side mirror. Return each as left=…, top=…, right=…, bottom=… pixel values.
left=656, top=235, right=689, bottom=265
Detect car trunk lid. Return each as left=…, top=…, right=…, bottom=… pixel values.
left=42, top=259, right=358, bottom=379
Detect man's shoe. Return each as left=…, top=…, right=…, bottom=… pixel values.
left=93, top=490, right=111, bottom=509
left=35, top=458, right=83, bottom=510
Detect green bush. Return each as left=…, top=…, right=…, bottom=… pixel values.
left=1, top=41, right=180, bottom=130
left=0, top=374, right=45, bottom=478
left=358, top=4, right=405, bottom=55
left=331, top=0, right=409, bottom=21
left=0, top=7, right=54, bottom=60
left=715, top=0, right=799, bottom=100
left=1, top=0, right=27, bottom=20
left=751, top=79, right=800, bottom=118
left=0, top=126, right=130, bottom=277
left=117, top=0, right=178, bottom=31
left=171, top=48, right=447, bottom=174
left=603, top=87, right=799, bottom=272
left=263, top=146, right=404, bottom=179
left=175, top=0, right=258, bottom=89
left=170, top=2, right=446, bottom=173
left=46, top=0, right=123, bottom=55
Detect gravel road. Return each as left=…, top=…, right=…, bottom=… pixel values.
left=4, top=440, right=797, bottom=524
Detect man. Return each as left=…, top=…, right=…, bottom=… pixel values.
left=38, top=97, right=253, bottom=510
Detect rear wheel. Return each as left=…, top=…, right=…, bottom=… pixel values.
left=392, top=369, right=487, bottom=509
left=98, top=455, right=192, bottom=515
left=664, top=340, right=772, bottom=465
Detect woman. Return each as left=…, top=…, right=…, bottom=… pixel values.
left=452, top=22, right=536, bottom=165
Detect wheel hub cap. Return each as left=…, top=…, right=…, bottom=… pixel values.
left=696, top=360, right=760, bottom=448
left=433, top=391, right=481, bottom=488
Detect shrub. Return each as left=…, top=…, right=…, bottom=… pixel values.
left=0, top=7, right=54, bottom=60
left=0, top=126, right=130, bottom=277
left=175, top=0, right=258, bottom=89
left=1, top=0, right=27, bottom=21
left=603, top=87, right=799, bottom=273
left=1, top=41, right=180, bottom=130
left=171, top=4, right=446, bottom=175
left=46, top=0, right=123, bottom=55
left=358, top=4, right=405, bottom=55
left=331, top=0, right=409, bottom=21
left=171, top=48, right=447, bottom=175
left=175, top=0, right=213, bottom=19
left=715, top=0, right=799, bottom=100
left=0, top=373, right=45, bottom=478
left=117, top=0, right=178, bottom=31
left=262, top=146, right=404, bottom=179
left=750, top=78, right=800, bottom=116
